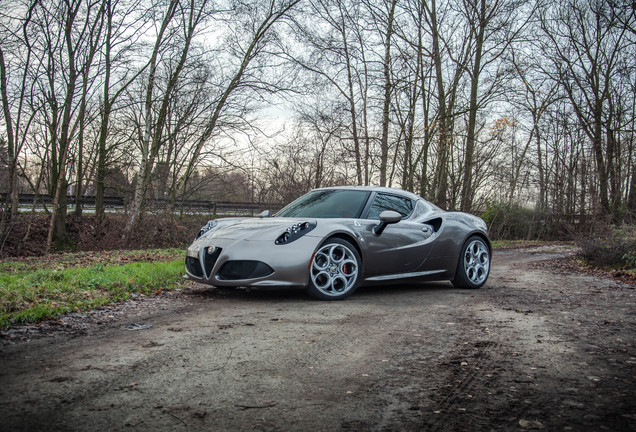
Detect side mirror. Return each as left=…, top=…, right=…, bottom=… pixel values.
left=259, top=210, right=270, bottom=218
left=373, top=210, right=402, bottom=235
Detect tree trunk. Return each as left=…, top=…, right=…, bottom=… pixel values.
left=0, top=47, right=19, bottom=245
left=627, top=162, right=636, bottom=215
left=427, top=0, right=450, bottom=208
left=379, top=0, right=397, bottom=187
left=460, top=0, right=486, bottom=212
left=47, top=0, right=82, bottom=250
left=124, top=0, right=180, bottom=240
left=592, top=102, right=610, bottom=213
left=339, top=3, right=362, bottom=186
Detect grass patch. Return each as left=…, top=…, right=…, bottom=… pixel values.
left=490, top=239, right=566, bottom=249
left=0, top=248, right=184, bottom=273
left=0, top=251, right=186, bottom=330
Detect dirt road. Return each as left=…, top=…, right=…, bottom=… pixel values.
left=1, top=246, right=634, bottom=431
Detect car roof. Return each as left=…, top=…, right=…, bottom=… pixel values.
left=313, top=185, right=422, bottom=202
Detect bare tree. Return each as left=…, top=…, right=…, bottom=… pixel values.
left=72, top=0, right=105, bottom=217
left=261, top=109, right=347, bottom=203
left=42, top=0, right=89, bottom=249
left=509, top=49, right=559, bottom=211
left=458, top=0, right=529, bottom=211
left=423, top=0, right=471, bottom=208
left=539, top=0, right=633, bottom=216
left=0, top=1, right=39, bottom=249
left=178, top=0, right=302, bottom=199
left=374, top=0, right=398, bottom=187
left=393, top=0, right=426, bottom=192
left=95, top=0, right=148, bottom=220
left=125, top=0, right=208, bottom=240
left=287, top=0, right=368, bottom=185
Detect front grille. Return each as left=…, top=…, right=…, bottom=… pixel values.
left=186, top=257, right=204, bottom=278
left=217, top=261, right=274, bottom=281
left=203, top=247, right=222, bottom=279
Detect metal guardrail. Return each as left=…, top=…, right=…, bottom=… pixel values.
left=15, top=194, right=124, bottom=207
left=6, top=193, right=283, bottom=215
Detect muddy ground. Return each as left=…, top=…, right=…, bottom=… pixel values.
left=0, top=246, right=634, bottom=431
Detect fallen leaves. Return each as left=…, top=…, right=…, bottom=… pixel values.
left=531, top=256, right=636, bottom=286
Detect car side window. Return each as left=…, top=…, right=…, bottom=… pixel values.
left=366, top=193, right=414, bottom=220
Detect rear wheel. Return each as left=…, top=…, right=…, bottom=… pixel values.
left=307, top=238, right=361, bottom=300
left=451, top=236, right=490, bottom=289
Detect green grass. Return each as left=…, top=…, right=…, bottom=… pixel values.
left=0, top=250, right=187, bottom=330
left=490, top=239, right=574, bottom=249
left=0, top=248, right=185, bottom=273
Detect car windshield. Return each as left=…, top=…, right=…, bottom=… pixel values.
left=276, top=189, right=371, bottom=218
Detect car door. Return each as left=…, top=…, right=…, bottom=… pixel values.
left=359, top=193, right=439, bottom=278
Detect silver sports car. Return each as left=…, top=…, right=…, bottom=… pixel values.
left=185, top=186, right=491, bottom=300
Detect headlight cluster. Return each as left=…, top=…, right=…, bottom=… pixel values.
left=275, top=221, right=316, bottom=245
left=195, top=219, right=218, bottom=240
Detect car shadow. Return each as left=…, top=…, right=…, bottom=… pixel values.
left=184, top=284, right=308, bottom=302
left=356, top=281, right=456, bottom=298
left=183, top=281, right=459, bottom=303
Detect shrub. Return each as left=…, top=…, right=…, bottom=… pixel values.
left=481, top=202, right=553, bottom=240
left=480, top=201, right=587, bottom=241
left=576, top=225, right=636, bottom=268
left=0, top=213, right=212, bottom=258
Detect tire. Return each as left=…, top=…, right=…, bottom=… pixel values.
left=451, top=236, right=491, bottom=289
left=307, top=238, right=361, bottom=300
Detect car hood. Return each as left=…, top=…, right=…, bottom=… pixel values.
left=198, top=217, right=318, bottom=242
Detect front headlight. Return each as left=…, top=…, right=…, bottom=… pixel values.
left=195, top=219, right=218, bottom=240
left=275, top=221, right=316, bottom=245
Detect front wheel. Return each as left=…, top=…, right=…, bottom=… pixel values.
left=307, top=238, right=361, bottom=300
left=451, top=236, right=491, bottom=289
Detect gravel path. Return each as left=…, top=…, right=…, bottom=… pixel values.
left=1, top=246, right=634, bottom=431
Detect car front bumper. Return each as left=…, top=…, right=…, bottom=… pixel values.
left=185, top=235, right=321, bottom=288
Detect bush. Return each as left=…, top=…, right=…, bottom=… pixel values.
left=481, top=202, right=555, bottom=240
left=481, top=202, right=583, bottom=241
left=481, top=202, right=528, bottom=240
left=576, top=225, right=636, bottom=268
left=0, top=213, right=212, bottom=258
